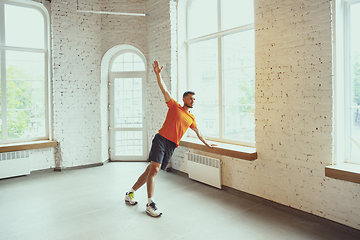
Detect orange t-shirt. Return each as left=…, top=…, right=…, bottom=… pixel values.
left=158, top=98, right=197, bottom=147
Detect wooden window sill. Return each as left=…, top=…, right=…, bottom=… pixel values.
left=179, top=137, right=257, bottom=161
left=325, top=163, right=360, bottom=184
left=0, top=140, right=58, bottom=153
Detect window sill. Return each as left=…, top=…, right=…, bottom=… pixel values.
left=325, top=163, right=360, bottom=184
left=0, top=140, right=58, bottom=153
left=179, top=137, right=257, bottom=161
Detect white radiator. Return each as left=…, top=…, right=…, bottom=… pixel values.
left=0, top=151, right=30, bottom=179
left=186, top=152, right=222, bottom=189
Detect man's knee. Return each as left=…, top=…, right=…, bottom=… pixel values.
left=149, top=162, right=161, bottom=177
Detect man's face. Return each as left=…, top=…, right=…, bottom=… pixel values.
left=183, top=94, right=195, bottom=108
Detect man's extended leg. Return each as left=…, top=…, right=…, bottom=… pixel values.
left=146, top=161, right=161, bottom=199
left=125, top=163, right=151, bottom=205
left=146, top=161, right=162, bottom=217
left=132, top=163, right=151, bottom=191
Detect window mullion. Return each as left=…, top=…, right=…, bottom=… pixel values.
left=0, top=3, right=7, bottom=141
left=186, top=24, right=254, bottom=45
left=0, top=2, right=4, bottom=46
left=344, top=1, right=351, bottom=162
left=217, top=0, right=222, bottom=31
left=218, top=0, right=223, bottom=139
left=1, top=50, right=6, bottom=141
left=218, top=37, right=223, bottom=140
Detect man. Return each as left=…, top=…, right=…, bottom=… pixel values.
left=125, top=60, right=216, bottom=217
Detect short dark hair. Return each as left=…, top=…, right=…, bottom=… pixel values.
left=183, top=91, right=195, bottom=98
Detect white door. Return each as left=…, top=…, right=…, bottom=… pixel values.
left=109, top=51, right=147, bottom=161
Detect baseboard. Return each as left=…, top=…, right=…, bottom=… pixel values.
left=54, top=162, right=104, bottom=172
left=169, top=168, right=360, bottom=237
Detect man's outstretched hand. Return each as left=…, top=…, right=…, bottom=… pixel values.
left=206, top=143, right=217, bottom=148
left=152, top=60, right=163, bottom=75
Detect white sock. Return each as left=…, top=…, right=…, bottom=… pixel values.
left=129, top=188, right=135, bottom=193
left=148, top=197, right=154, bottom=205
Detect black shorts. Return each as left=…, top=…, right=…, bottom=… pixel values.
left=148, top=134, right=176, bottom=170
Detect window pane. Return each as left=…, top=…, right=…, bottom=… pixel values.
left=6, top=51, right=44, bottom=80
left=114, top=78, right=143, bottom=128
left=115, top=131, right=143, bottom=156
left=222, top=0, right=254, bottom=30
left=5, top=4, right=45, bottom=49
left=189, top=38, right=219, bottom=137
left=7, top=108, right=46, bottom=139
left=188, top=0, right=218, bottom=39
left=223, top=30, right=255, bottom=143
left=6, top=51, right=46, bottom=139
left=111, top=53, right=145, bottom=71
left=6, top=80, right=46, bottom=139
left=349, top=3, right=360, bottom=162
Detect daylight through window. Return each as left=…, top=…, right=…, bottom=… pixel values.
left=186, top=0, right=255, bottom=145
left=0, top=1, right=50, bottom=143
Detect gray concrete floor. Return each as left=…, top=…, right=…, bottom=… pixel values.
left=0, top=162, right=358, bottom=240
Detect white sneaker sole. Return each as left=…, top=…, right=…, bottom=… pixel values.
left=125, top=199, right=138, bottom=205
left=146, top=209, right=162, bottom=217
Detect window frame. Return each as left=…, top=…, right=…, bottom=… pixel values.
left=109, top=50, right=147, bottom=73
left=334, top=0, right=360, bottom=166
left=108, top=48, right=148, bottom=161
left=180, top=0, right=255, bottom=147
left=0, top=0, right=51, bottom=144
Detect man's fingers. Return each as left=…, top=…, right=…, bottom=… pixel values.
left=153, top=61, right=163, bottom=73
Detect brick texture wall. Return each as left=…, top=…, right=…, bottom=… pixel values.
left=170, top=0, right=360, bottom=231
left=100, top=0, right=148, bottom=55
left=146, top=0, right=177, bottom=150
left=27, top=0, right=359, bottom=231
left=51, top=0, right=102, bottom=168
left=49, top=0, right=149, bottom=169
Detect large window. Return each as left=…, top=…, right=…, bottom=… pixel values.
left=0, top=1, right=50, bottom=143
left=334, top=0, right=360, bottom=165
left=184, top=0, right=255, bottom=146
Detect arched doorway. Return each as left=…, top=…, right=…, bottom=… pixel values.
left=108, top=47, right=147, bottom=161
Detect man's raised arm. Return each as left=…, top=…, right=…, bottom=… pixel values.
left=152, top=60, right=171, bottom=103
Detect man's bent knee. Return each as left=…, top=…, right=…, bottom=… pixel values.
left=148, top=161, right=161, bottom=177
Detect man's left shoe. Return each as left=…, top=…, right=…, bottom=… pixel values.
left=146, top=201, right=162, bottom=217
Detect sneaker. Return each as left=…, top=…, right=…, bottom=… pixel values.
left=125, top=192, right=138, bottom=205
left=146, top=201, right=162, bottom=217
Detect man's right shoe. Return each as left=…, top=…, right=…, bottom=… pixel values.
left=146, top=201, right=162, bottom=217
left=125, top=192, right=138, bottom=205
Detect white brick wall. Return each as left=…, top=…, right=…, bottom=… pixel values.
left=47, top=0, right=149, bottom=169
left=30, top=148, right=56, bottom=171
left=170, top=0, right=360, bottom=231
left=98, top=0, right=148, bottom=161
left=99, top=0, right=148, bottom=55
left=26, top=0, right=360, bottom=231
left=51, top=0, right=103, bottom=168
left=146, top=0, right=176, bottom=149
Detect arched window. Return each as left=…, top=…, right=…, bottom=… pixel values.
left=111, top=52, right=145, bottom=72
left=108, top=49, right=147, bottom=161
left=179, top=0, right=255, bottom=146
left=0, top=0, right=50, bottom=143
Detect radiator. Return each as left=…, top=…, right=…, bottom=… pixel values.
left=0, top=150, right=30, bottom=179
left=186, top=152, right=222, bottom=189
